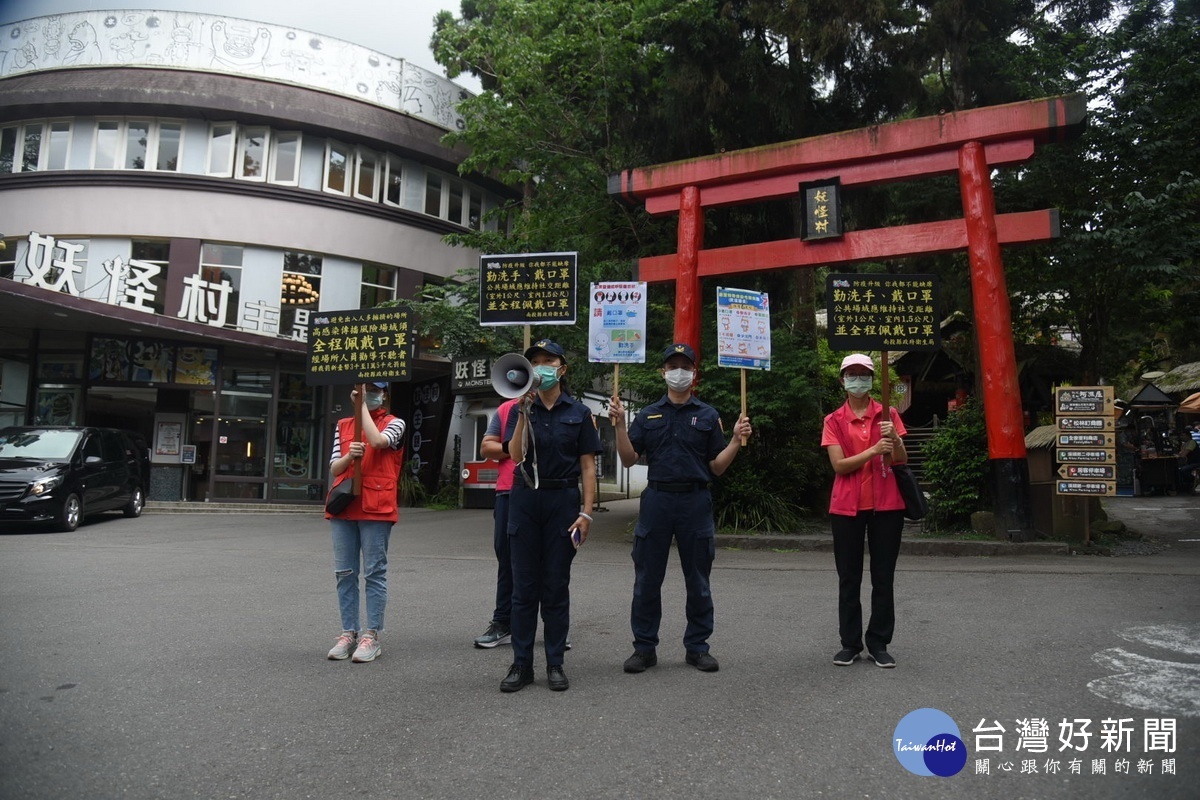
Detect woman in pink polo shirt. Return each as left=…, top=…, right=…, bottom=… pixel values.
left=820, top=354, right=908, bottom=669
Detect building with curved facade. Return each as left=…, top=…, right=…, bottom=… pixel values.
left=0, top=8, right=509, bottom=504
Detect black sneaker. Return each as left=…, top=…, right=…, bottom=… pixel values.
left=868, top=649, right=897, bottom=668
left=623, top=650, right=658, bottom=673
left=685, top=651, right=720, bottom=672
left=474, top=622, right=511, bottom=649
left=500, top=663, right=534, bottom=692
left=547, top=665, right=569, bottom=691
left=833, top=648, right=862, bottom=666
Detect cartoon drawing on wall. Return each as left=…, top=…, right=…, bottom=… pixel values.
left=376, top=70, right=403, bottom=105
left=210, top=19, right=271, bottom=72
left=64, top=21, right=102, bottom=66
left=0, top=10, right=469, bottom=132
left=127, top=340, right=173, bottom=383
left=42, top=16, right=63, bottom=58
left=164, top=17, right=200, bottom=65
left=6, top=40, right=38, bottom=73
left=176, top=347, right=217, bottom=386
left=402, top=63, right=456, bottom=129
left=279, top=47, right=324, bottom=78
left=36, top=388, right=78, bottom=426
left=110, top=29, right=150, bottom=63
left=90, top=337, right=129, bottom=382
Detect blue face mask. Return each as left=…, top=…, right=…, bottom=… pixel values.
left=365, top=392, right=385, bottom=410
left=534, top=365, right=560, bottom=390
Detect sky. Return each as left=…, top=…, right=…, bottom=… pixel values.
left=0, top=0, right=482, bottom=92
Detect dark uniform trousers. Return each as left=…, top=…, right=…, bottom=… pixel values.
left=631, top=486, right=715, bottom=654
left=508, top=483, right=578, bottom=667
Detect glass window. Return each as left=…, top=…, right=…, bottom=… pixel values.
left=274, top=372, right=324, bottom=490
left=94, top=120, right=121, bottom=169
left=0, top=126, right=16, bottom=173
left=237, top=126, right=268, bottom=180
left=156, top=122, right=182, bottom=171
left=469, top=191, right=482, bottom=230
left=197, top=243, right=243, bottom=329
left=360, top=263, right=397, bottom=308
left=324, top=141, right=349, bottom=194
left=131, top=240, right=171, bottom=315
left=207, top=123, right=236, bottom=176
left=124, top=120, right=149, bottom=169
left=424, top=173, right=443, bottom=216
left=270, top=132, right=301, bottom=184
left=1, top=237, right=17, bottom=278
left=21, top=123, right=42, bottom=172
left=448, top=181, right=464, bottom=225
left=83, top=432, right=104, bottom=461
left=354, top=148, right=379, bottom=200
left=384, top=155, right=404, bottom=206
left=280, top=251, right=322, bottom=341
left=47, top=122, right=71, bottom=170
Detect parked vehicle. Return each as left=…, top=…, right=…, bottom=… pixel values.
left=0, top=426, right=150, bottom=532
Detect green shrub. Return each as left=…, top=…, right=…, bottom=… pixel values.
left=920, top=397, right=990, bottom=530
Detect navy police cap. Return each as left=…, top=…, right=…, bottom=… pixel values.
left=662, top=343, right=697, bottom=365
left=524, top=339, right=567, bottom=362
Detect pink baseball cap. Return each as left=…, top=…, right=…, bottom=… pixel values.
left=839, top=354, right=875, bottom=373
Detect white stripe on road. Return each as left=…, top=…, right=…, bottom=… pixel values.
left=1088, top=624, right=1200, bottom=718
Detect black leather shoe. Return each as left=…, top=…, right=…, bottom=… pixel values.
left=623, top=650, right=657, bottom=673
left=500, top=663, right=534, bottom=692
left=686, top=651, right=720, bottom=672
left=547, top=664, right=569, bottom=691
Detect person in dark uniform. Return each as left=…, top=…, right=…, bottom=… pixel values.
left=609, top=343, right=753, bottom=674
left=499, top=340, right=601, bottom=692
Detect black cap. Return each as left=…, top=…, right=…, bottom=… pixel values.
left=662, top=343, right=696, bottom=365
left=524, top=339, right=567, bottom=362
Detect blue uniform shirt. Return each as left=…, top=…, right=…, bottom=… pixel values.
left=628, top=394, right=727, bottom=483
left=503, top=392, right=602, bottom=483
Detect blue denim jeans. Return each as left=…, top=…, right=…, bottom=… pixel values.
left=331, top=518, right=392, bottom=633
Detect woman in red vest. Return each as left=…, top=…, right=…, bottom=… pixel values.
left=821, top=354, right=908, bottom=669
left=325, top=382, right=406, bottom=663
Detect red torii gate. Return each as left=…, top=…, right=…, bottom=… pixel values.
left=609, top=95, right=1086, bottom=539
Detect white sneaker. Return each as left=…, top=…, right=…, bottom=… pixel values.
left=327, top=631, right=357, bottom=660
left=352, top=631, right=381, bottom=663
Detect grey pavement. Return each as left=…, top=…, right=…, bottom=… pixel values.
left=1, top=494, right=1198, bottom=799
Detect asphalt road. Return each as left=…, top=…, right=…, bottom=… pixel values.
left=1, top=496, right=1198, bottom=799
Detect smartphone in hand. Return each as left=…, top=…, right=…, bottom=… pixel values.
left=569, top=526, right=583, bottom=549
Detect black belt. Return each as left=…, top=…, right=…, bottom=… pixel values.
left=515, top=476, right=576, bottom=490
left=648, top=481, right=709, bottom=493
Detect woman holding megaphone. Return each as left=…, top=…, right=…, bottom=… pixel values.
left=498, top=340, right=602, bottom=693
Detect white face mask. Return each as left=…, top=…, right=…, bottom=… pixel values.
left=665, top=368, right=694, bottom=392
left=843, top=375, right=873, bottom=398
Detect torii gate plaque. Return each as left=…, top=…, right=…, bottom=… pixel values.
left=609, top=95, right=1086, bottom=540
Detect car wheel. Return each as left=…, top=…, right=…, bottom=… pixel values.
left=124, top=486, right=145, bottom=518
left=57, top=493, right=82, bottom=532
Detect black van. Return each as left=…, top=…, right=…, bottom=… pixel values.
left=0, top=426, right=150, bottom=532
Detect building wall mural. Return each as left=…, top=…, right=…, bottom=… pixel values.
left=0, top=9, right=470, bottom=132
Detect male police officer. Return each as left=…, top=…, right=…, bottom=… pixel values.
left=609, top=343, right=752, bottom=673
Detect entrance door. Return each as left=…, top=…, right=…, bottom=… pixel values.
left=211, top=368, right=273, bottom=500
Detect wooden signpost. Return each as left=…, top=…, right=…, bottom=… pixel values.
left=1054, top=386, right=1116, bottom=542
